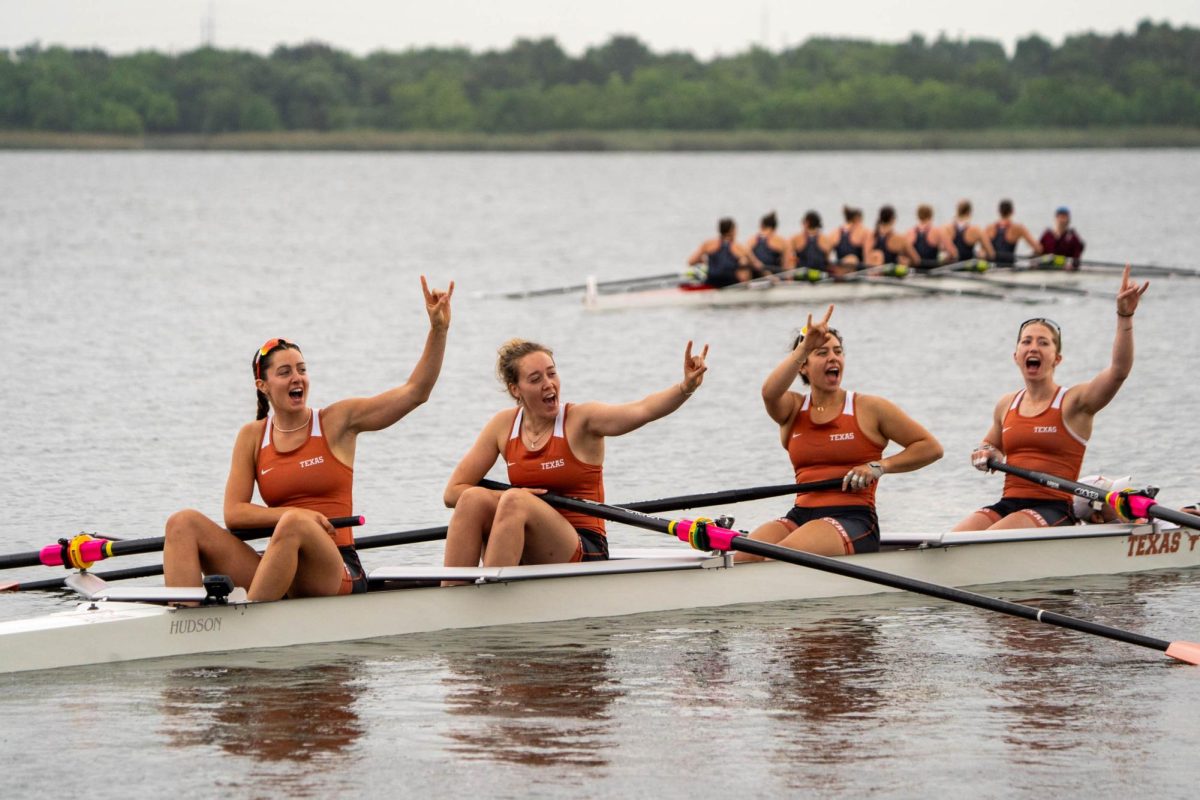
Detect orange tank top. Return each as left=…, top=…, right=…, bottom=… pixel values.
left=257, top=408, right=356, bottom=548
left=1000, top=387, right=1087, bottom=502
left=787, top=391, right=885, bottom=509
left=505, top=403, right=606, bottom=536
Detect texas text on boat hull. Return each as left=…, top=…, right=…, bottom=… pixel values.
left=2, top=522, right=1197, bottom=674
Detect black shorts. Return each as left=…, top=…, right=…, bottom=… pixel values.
left=779, top=505, right=880, bottom=555
left=576, top=528, right=609, bottom=562
left=979, top=497, right=1074, bottom=527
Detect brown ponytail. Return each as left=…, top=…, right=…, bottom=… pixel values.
left=251, top=339, right=302, bottom=419
left=496, top=339, right=553, bottom=401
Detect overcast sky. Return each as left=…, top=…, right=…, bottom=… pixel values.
left=3, top=1, right=1197, bottom=58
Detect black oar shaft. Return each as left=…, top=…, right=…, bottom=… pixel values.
left=732, top=537, right=1171, bottom=653
left=523, top=485, right=1183, bottom=660
left=478, top=477, right=845, bottom=515
left=989, top=461, right=1200, bottom=532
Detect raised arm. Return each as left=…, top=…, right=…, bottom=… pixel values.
left=762, top=305, right=833, bottom=425
left=1069, top=266, right=1149, bottom=416
left=443, top=411, right=510, bottom=507
left=324, top=277, right=453, bottom=442
left=580, top=342, right=708, bottom=438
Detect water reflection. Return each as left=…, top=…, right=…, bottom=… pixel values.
left=160, top=663, right=364, bottom=762
left=767, top=617, right=886, bottom=726
left=440, top=641, right=619, bottom=768
left=986, top=572, right=1191, bottom=756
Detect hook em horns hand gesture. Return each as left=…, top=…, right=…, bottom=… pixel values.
left=421, top=275, right=454, bottom=331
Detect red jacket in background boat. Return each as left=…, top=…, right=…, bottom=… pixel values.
left=1039, top=227, right=1086, bottom=268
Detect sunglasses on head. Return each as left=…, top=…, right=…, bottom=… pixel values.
left=253, top=338, right=296, bottom=379
left=1019, top=318, right=1061, bottom=337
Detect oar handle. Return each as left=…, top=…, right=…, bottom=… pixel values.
left=2, top=515, right=366, bottom=572
left=986, top=459, right=1200, bottom=532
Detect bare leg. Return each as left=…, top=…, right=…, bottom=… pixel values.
left=987, top=510, right=1055, bottom=530
left=442, top=487, right=499, bottom=586
left=951, top=511, right=996, bottom=532
left=163, top=509, right=260, bottom=588
left=484, top=490, right=581, bottom=567
left=735, top=518, right=849, bottom=562
left=248, top=509, right=345, bottom=601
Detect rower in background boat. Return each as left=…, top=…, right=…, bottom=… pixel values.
left=908, top=204, right=953, bottom=270
left=953, top=267, right=1149, bottom=531
left=163, top=277, right=453, bottom=600
left=736, top=305, right=943, bottom=560
left=1039, top=206, right=1086, bottom=270
left=790, top=210, right=831, bottom=276
left=747, top=211, right=793, bottom=278
left=441, top=338, right=708, bottom=582
left=686, top=217, right=762, bottom=287
left=944, top=199, right=995, bottom=264
left=985, top=198, right=1042, bottom=265
left=831, top=206, right=875, bottom=277
left=867, top=205, right=920, bottom=273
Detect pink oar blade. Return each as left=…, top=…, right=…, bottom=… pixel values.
left=1165, top=641, right=1200, bottom=665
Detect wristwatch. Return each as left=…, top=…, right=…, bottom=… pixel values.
left=868, top=461, right=885, bottom=478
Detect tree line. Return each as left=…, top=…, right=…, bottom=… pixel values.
left=0, top=19, right=1196, bottom=136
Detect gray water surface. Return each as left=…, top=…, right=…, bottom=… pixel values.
left=1, top=150, right=1198, bottom=798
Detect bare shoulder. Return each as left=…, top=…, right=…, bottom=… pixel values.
left=236, top=419, right=265, bottom=444
left=855, top=392, right=902, bottom=416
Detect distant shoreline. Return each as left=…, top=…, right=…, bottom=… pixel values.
left=1, top=127, right=1198, bottom=152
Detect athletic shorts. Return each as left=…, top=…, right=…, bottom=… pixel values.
left=979, top=497, right=1073, bottom=527
left=572, top=528, right=609, bottom=562
left=778, top=505, right=880, bottom=555
left=337, top=546, right=369, bottom=595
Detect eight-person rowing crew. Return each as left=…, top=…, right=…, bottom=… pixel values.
left=687, top=200, right=1088, bottom=287
left=165, top=267, right=1150, bottom=601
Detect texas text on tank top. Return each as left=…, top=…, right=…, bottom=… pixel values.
left=786, top=391, right=885, bottom=509
left=505, top=403, right=606, bottom=535
left=257, top=408, right=356, bottom=548
left=992, top=220, right=1016, bottom=263
left=753, top=233, right=783, bottom=271
left=1000, top=387, right=1087, bottom=502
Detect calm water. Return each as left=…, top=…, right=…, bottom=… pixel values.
left=2, top=150, right=1199, bottom=797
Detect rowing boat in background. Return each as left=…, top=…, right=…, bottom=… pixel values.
left=2, top=521, right=1196, bottom=674
left=581, top=267, right=1090, bottom=310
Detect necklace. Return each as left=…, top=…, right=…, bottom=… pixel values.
left=522, top=422, right=553, bottom=448
left=272, top=410, right=311, bottom=433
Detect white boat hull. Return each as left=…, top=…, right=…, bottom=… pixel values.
left=582, top=269, right=1090, bottom=311
left=2, top=523, right=1197, bottom=674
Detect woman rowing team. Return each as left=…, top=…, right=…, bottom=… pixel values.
left=688, top=200, right=1086, bottom=287
left=163, top=268, right=1146, bottom=601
